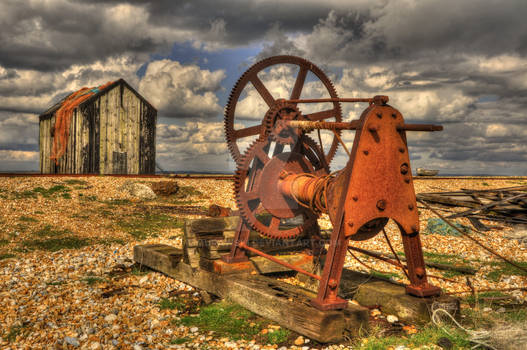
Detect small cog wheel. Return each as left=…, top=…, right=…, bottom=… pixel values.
left=234, top=135, right=329, bottom=240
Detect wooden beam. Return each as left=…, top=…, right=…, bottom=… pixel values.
left=133, top=244, right=369, bottom=343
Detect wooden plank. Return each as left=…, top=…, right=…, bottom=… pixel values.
left=133, top=244, right=369, bottom=343
left=99, top=92, right=107, bottom=174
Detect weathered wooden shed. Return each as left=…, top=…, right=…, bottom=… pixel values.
left=39, top=79, right=157, bottom=174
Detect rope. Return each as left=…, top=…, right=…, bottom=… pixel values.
left=431, top=308, right=498, bottom=350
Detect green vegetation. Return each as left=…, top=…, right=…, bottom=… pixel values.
left=131, top=264, right=152, bottom=276
left=369, top=270, right=400, bottom=280
left=178, top=302, right=262, bottom=341
left=265, top=328, right=290, bottom=345
left=103, top=199, right=132, bottom=206
left=33, top=224, right=71, bottom=237
left=0, top=253, right=15, bottom=260
left=46, top=281, right=66, bottom=286
left=12, top=184, right=72, bottom=199
left=63, top=179, right=88, bottom=186
left=486, top=261, right=527, bottom=282
left=482, top=182, right=490, bottom=186
left=32, top=185, right=71, bottom=198
left=423, top=251, right=469, bottom=265
left=0, top=239, right=9, bottom=246
left=22, top=236, right=90, bottom=251
left=356, top=325, right=470, bottom=350
left=79, top=194, right=97, bottom=201
left=19, top=215, right=38, bottom=223
left=116, top=212, right=184, bottom=239
left=82, top=276, right=106, bottom=285
left=170, top=337, right=191, bottom=345
left=158, top=297, right=187, bottom=311
left=5, top=324, right=25, bottom=343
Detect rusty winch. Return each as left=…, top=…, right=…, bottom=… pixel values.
left=222, top=56, right=443, bottom=310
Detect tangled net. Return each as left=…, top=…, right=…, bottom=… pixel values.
left=50, top=81, right=114, bottom=165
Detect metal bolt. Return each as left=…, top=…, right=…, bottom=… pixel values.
left=376, top=112, right=382, bottom=119
left=347, top=221, right=354, bottom=227
left=363, top=150, right=369, bottom=155
left=328, top=278, right=338, bottom=288
left=399, top=148, right=405, bottom=153
left=279, top=170, right=289, bottom=179
left=376, top=199, right=386, bottom=211
left=404, top=178, right=410, bottom=184
left=415, top=267, right=425, bottom=278
left=400, top=163, right=409, bottom=175
left=391, top=113, right=397, bottom=119
left=368, top=126, right=377, bottom=132
left=411, top=225, right=418, bottom=233
left=408, top=204, right=414, bottom=210
left=352, top=196, right=358, bottom=201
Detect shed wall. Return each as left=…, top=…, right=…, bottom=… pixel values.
left=39, top=81, right=156, bottom=174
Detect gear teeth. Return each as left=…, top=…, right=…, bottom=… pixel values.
left=224, top=55, right=342, bottom=168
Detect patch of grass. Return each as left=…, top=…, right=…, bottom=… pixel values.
left=463, top=291, right=506, bottom=305
left=82, top=276, right=106, bottom=285
left=178, top=302, right=262, bottom=341
left=32, top=185, right=70, bottom=198
left=103, top=199, right=132, bottom=206
left=63, top=179, right=88, bottom=186
left=266, top=328, right=290, bottom=345
left=0, top=253, right=15, bottom=260
left=34, top=210, right=44, bottom=214
left=131, top=264, right=152, bottom=276
left=71, top=213, right=90, bottom=219
left=19, top=215, right=38, bottom=223
left=356, top=325, right=470, bottom=350
left=12, top=190, right=37, bottom=199
left=158, top=297, right=186, bottom=311
left=5, top=324, right=25, bottom=343
left=441, top=270, right=464, bottom=278
left=175, top=186, right=203, bottom=198
left=170, top=337, right=191, bottom=345
left=22, top=236, right=90, bottom=252
left=79, top=194, right=97, bottom=201
left=423, top=251, right=469, bottom=265
left=46, top=281, right=66, bottom=286
left=33, top=224, right=71, bottom=237
left=482, top=182, right=490, bottom=186
left=370, top=270, right=400, bottom=280
left=486, top=261, right=527, bottom=282
left=0, top=239, right=9, bottom=246
left=117, top=212, right=184, bottom=240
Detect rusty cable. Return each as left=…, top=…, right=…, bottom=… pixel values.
left=418, top=198, right=527, bottom=275
left=332, top=130, right=351, bottom=157
left=382, top=228, right=410, bottom=280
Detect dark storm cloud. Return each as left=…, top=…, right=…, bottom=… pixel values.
left=0, top=0, right=526, bottom=173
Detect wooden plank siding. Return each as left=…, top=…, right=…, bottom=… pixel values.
left=39, top=80, right=156, bottom=174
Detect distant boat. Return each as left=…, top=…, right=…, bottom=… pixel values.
left=417, top=168, right=439, bottom=176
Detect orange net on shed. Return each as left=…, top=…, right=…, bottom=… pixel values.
left=50, top=81, right=113, bottom=165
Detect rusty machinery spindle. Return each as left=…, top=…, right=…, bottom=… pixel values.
left=223, top=55, right=445, bottom=311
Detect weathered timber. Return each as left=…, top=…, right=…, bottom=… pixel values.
left=133, top=244, right=369, bottom=343
left=199, top=253, right=314, bottom=274
left=354, top=280, right=460, bottom=325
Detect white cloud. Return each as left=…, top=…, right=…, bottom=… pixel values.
left=138, top=59, right=226, bottom=118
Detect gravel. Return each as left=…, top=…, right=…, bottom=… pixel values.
left=0, top=176, right=525, bottom=349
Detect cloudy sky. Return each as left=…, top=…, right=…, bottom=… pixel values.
left=1, top=0, right=526, bottom=175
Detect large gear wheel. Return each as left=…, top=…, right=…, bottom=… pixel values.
left=234, top=135, right=329, bottom=240
left=224, top=55, right=342, bottom=166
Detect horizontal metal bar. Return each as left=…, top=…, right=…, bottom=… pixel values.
left=398, top=124, right=443, bottom=132
left=238, top=242, right=321, bottom=280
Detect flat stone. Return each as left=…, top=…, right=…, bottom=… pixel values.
left=354, top=281, right=459, bottom=325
